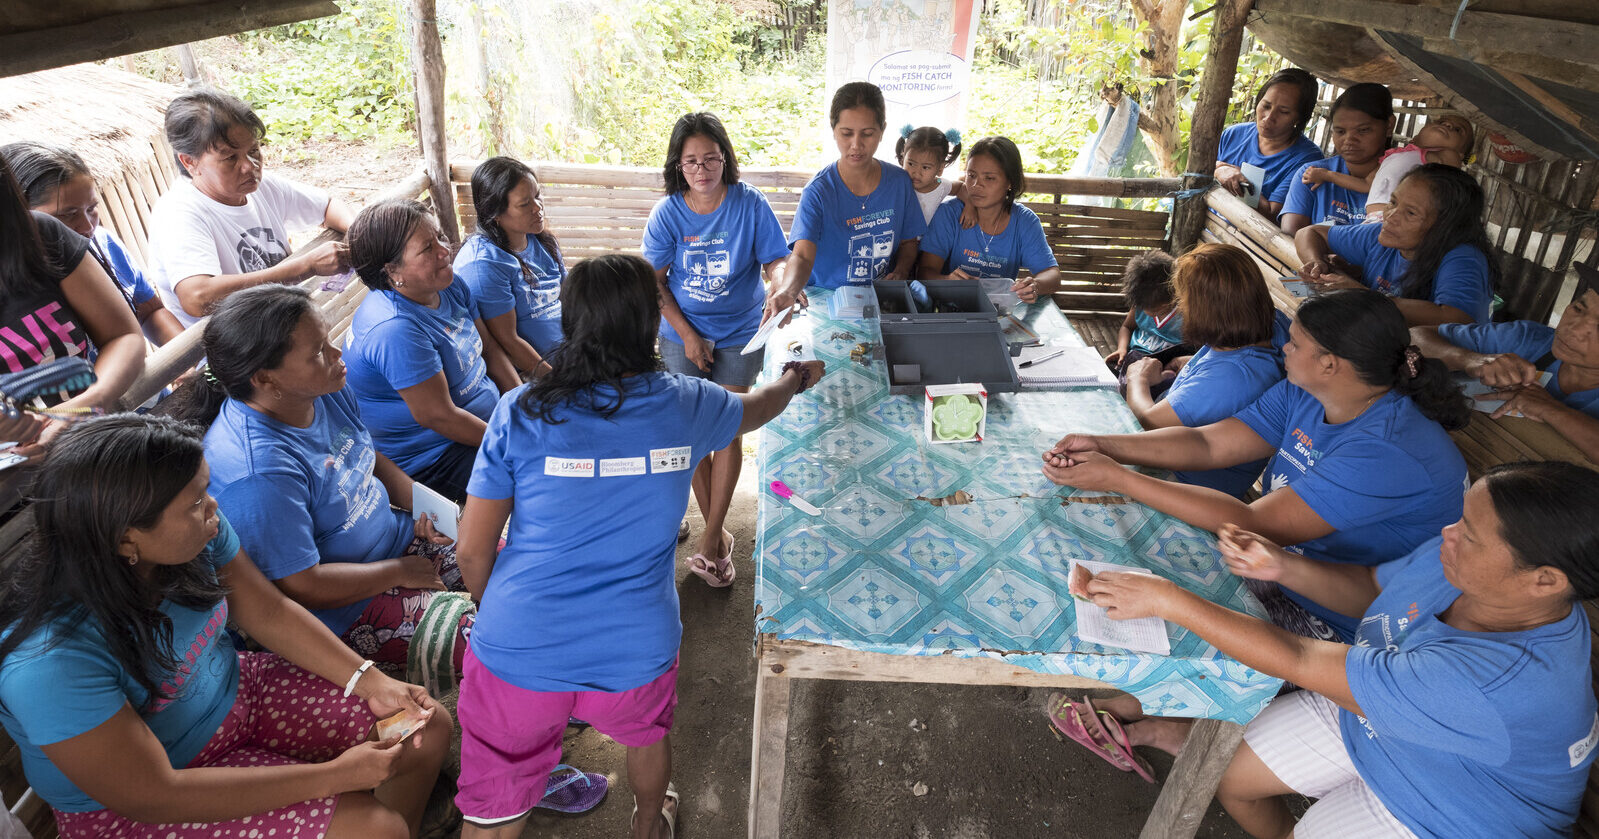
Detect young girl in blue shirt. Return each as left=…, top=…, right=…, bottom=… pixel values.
left=642, top=112, right=792, bottom=585
left=0, top=414, right=451, bottom=839
left=1045, top=289, right=1471, bottom=641
left=1078, top=460, right=1599, bottom=839
left=455, top=156, right=565, bottom=378
left=451, top=254, right=823, bottom=839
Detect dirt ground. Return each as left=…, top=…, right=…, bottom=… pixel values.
left=489, top=464, right=1257, bottom=839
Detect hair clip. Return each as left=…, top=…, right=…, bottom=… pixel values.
left=900, top=124, right=916, bottom=139
left=944, top=128, right=962, bottom=146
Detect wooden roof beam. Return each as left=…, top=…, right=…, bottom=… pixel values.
left=0, top=0, right=340, bottom=79
left=1254, top=0, right=1599, bottom=70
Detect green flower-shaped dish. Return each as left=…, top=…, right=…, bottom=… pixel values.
left=931, top=394, right=984, bottom=441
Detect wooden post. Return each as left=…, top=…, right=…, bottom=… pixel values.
left=1170, top=0, right=1254, bottom=253
left=172, top=43, right=202, bottom=85
left=409, top=0, right=458, bottom=242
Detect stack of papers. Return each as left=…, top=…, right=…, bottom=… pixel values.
left=1014, top=345, right=1117, bottom=388
left=1456, top=371, right=1552, bottom=415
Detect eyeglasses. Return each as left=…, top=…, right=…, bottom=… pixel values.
left=678, top=156, right=725, bottom=173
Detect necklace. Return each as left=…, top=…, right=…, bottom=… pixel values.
left=980, top=227, right=997, bottom=255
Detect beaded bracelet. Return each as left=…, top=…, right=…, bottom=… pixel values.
left=780, top=361, right=813, bottom=394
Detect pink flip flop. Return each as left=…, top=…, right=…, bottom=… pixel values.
left=686, top=533, right=735, bottom=588
left=1046, top=693, right=1155, bottom=783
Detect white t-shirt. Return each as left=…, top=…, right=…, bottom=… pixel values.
left=914, top=178, right=954, bottom=225
left=147, top=173, right=330, bottom=327
left=1364, top=148, right=1426, bottom=216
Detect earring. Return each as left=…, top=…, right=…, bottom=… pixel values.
left=126, top=550, right=138, bottom=567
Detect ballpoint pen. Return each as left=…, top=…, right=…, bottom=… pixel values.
left=1018, top=349, right=1065, bottom=368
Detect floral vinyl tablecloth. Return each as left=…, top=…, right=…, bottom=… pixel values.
left=752, top=288, right=1282, bottom=724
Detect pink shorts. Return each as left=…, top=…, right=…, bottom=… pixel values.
left=53, top=651, right=374, bottom=839
left=454, top=647, right=679, bottom=825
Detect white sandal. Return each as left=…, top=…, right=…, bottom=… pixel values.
left=631, top=782, right=678, bottom=839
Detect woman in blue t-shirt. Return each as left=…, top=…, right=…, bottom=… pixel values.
left=0, top=414, right=451, bottom=839
left=1044, top=289, right=1471, bottom=641
left=642, top=112, right=792, bottom=583
left=1077, top=460, right=1599, bottom=839
left=163, top=285, right=476, bottom=687
left=344, top=199, right=511, bottom=504
left=1122, top=244, right=1283, bottom=498
left=783, top=82, right=926, bottom=292
left=916, top=135, right=1061, bottom=302
left=455, top=156, right=565, bottom=378
left=1278, top=84, right=1395, bottom=234
left=451, top=254, right=823, bottom=838
left=1297, top=164, right=1496, bottom=326
left=1213, top=68, right=1324, bottom=219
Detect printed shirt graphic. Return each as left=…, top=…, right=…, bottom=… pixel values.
left=1328, top=222, right=1493, bottom=323
left=1276, top=156, right=1367, bottom=226
left=1130, top=307, right=1184, bottom=354
left=0, top=214, right=95, bottom=378
left=147, top=173, right=330, bottom=328
left=345, top=279, right=498, bottom=473
left=1438, top=321, right=1599, bottom=416
left=789, top=162, right=927, bottom=290
left=466, top=374, right=742, bottom=693
left=1234, top=382, right=1466, bottom=640
left=206, top=388, right=413, bottom=635
left=0, top=517, right=243, bottom=812
left=453, top=233, right=567, bottom=356
left=1216, top=122, right=1325, bottom=203
left=643, top=182, right=789, bottom=346
left=918, top=199, right=1057, bottom=280
left=1340, top=538, right=1598, bottom=838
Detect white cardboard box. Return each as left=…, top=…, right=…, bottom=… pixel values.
left=924, top=383, right=988, bottom=444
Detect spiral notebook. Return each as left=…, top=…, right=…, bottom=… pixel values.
left=1013, top=345, right=1117, bottom=388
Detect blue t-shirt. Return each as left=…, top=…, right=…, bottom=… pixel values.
left=1131, top=308, right=1184, bottom=354
left=1276, top=156, right=1368, bottom=226
left=788, top=162, right=927, bottom=289
left=0, top=518, right=242, bottom=812
left=206, top=388, right=414, bottom=635
left=1235, top=383, right=1467, bottom=639
left=919, top=199, right=1057, bottom=280
left=344, top=280, right=498, bottom=473
left=1438, top=321, right=1599, bottom=416
left=1216, top=123, right=1325, bottom=203
left=1165, top=344, right=1284, bottom=497
left=642, top=182, right=789, bottom=346
left=1328, top=223, right=1492, bottom=323
left=90, top=227, right=159, bottom=308
left=1343, top=538, right=1598, bottom=838
left=452, top=233, right=566, bottom=357
left=467, top=374, right=742, bottom=692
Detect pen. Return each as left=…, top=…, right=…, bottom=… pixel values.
left=1019, top=349, right=1065, bottom=368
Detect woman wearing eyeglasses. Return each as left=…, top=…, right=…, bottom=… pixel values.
left=641, top=112, right=790, bottom=587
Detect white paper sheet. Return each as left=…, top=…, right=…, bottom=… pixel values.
left=412, top=482, right=460, bottom=541
left=741, top=305, right=794, bottom=355
left=1070, top=560, right=1172, bottom=655
left=1015, top=345, right=1117, bottom=387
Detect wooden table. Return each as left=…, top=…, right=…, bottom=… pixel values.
left=747, top=290, right=1281, bottom=837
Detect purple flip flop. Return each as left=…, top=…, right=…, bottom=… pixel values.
left=535, top=764, right=609, bottom=814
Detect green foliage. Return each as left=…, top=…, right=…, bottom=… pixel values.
left=224, top=0, right=414, bottom=146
